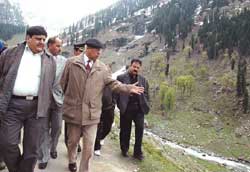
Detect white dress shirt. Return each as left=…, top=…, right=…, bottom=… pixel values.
left=13, top=45, right=42, bottom=96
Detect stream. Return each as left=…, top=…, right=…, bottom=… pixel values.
left=145, top=130, right=250, bottom=172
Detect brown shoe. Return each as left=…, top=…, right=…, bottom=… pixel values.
left=68, top=163, right=77, bottom=172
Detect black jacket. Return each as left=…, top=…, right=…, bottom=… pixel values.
left=102, top=86, right=115, bottom=111
left=116, top=72, right=150, bottom=115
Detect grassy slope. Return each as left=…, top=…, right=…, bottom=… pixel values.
left=145, top=49, right=250, bottom=162
left=111, top=115, right=231, bottom=172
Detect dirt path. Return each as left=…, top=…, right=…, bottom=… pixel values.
left=2, top=125, right=138, bottom=172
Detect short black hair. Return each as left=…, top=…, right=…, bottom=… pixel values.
left=130, top=58, right=142, bottom=66
left=26, top=26, right=47, bottom=37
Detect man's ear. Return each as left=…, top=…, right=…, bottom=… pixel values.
left=25, top=35, right=31, bottom=42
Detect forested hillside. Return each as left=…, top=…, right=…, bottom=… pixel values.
left=58, top=1, right=250, bottom=169
left=0, top=0, right=25, bottom=41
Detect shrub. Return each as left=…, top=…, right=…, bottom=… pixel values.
left=175, top=75, right=195, bottom=96
left=159, top=82, right=176, bottom=112
left=219, top=73, right=236, bottom=88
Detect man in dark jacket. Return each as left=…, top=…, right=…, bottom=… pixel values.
left=116, top=58, right=150, bottom=160
left=0, top=26, right=56, bottom=172
left=94, top=86, right=115, bottom=156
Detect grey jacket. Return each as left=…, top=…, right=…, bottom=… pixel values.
left=52, top=54, right=66, bottom=106
left=116, top=72, right=150, bottom=115
left=0, top=42, right=56, bottom=118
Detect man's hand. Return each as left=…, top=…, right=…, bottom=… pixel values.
left=130, top=82, right=144, bottom=95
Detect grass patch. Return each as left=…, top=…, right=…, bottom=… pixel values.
left=138, top=141, right=183, bottom=172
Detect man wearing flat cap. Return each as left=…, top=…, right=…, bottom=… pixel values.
left=0, top=26, right=56, bottom=172
left=61, top=38, right=144, bottom=172
left=64, top=42, right=86, bottom=152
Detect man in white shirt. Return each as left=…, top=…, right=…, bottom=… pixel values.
left=0, top=26, right=56, bottom=172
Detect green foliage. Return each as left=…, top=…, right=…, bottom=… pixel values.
left=139, top=141, right=183, bottom=172
left=211, top=0, right=229, bottom=8
left=159, top=83, right=176, bottom=111
left=184, top=63, right=195, bottom=76
left=183, top=46, right=193, bottom=58
left=0, top=24, right=25, bottom=41
left=148, top=0, right=198, bottom=49
left=199, top=8, right=250, bottom=58
left=175, top=75, right=195, bottom=96
left=219, top=73, right=236, bottom=88
left=150, top=53, right=165, bottom=73
left=198, top=65, right=208, bottom=79
left=0, top=1, right=25, bottom=41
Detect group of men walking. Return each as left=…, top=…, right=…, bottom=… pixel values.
left=0, top=25, right=150, bottom=172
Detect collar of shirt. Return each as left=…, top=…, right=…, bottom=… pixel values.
left=46, top=50, right=57, bottom=60
left=25, top=44, right=43, bottom=56
left=83, top=54, right=93, bottom=68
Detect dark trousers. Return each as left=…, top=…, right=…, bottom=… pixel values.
left=64, top=121, right=68, bottom=147
left=0, top=98, right=45, bottom=172
left=119, top=107, right=144, bottom=155
left=0, top=147, right=3, bottom=164
left=94, top=108, right=114, bottom=150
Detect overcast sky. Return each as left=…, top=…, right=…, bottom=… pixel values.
left=9, top=0, right=119, bottom=36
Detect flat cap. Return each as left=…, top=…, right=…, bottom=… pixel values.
left=85, top=38, right=104, bottom=49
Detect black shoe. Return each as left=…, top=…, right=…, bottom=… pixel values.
left=0, top=161, right=6, bottom=170
left=121, top=151, right=128, bottom=157
left=50, top=151, right=57, bottom=159
left=77, top=145, right=81, bottom=153
left=68, top=163, right=77, bottom=172
left=38, top=162, right=48, bottom=169
left=133, top=153, right=144, bottom=161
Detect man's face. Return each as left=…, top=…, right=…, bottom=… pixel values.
left=26, top=35, right=46, bottom=54
left=74, top=48, right=83, bottom=56
left=86, top=47, right=101, bottom=61
left=48, top=38, right=62, bottom=56
left=129, top=62, right=141, bottom=76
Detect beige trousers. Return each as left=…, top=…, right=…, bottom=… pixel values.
left=67, top=123, right=97, bottom=172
